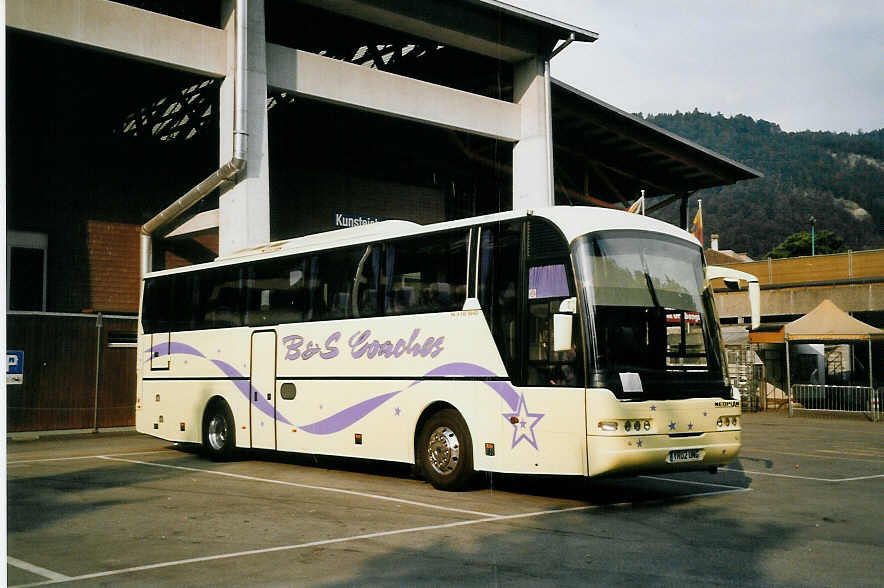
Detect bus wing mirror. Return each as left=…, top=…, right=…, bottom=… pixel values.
left=553, top=297, right=577, bottom=352
left=707, top=266, right=761, bottom=330
left=747, top=280, right=760, bottom=330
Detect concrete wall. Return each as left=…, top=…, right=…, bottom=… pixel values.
left=270, top=170, right=446, bottom=240
left=712, top=250, right=884, bottom=323
left=716, top=282, right=884, bottom=322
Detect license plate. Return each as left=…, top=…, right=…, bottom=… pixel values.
left=668, top=449, right=702, bottom=463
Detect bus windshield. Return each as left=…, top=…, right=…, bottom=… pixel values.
left=573, top=230, right=729, bottom=400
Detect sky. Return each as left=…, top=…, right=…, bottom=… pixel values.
left=507, top=0, right=884, bottom=133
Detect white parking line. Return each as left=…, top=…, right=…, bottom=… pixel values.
left=99, top=456, right=501, bottom=518
left=7, top=450, right=173, bottom=465
left=7, top=557, right=71, bottom=582
left=9, top=489, right=746, bottom=588
left=640, top=475, right=748, bottom=490
left=721, top=467, right=884, bottom=482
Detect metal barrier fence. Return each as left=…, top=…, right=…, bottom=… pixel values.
left=791, top=384, right=881, bottom=421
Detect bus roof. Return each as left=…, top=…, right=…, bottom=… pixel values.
left=145, top=206, right=698, bottom=278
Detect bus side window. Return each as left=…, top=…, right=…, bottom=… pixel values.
left=384, top=230, right=468, bottom=316
left=142, top=276, right=171, bottom=334
left=170, top=273, right=197, bottom=331
left=247, top=257, right=312, bottom=326
left=478, top=221, right=522, bottom=381
left=315, top=247, right=365, bottom=320
left=354, top=245, right=384, bottom=318
left=526, top=263, right=583, bottom=387
left=198, top=267, right=243, bottom=329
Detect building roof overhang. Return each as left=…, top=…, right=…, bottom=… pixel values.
left=298, top=0, right=597, bottom=62
left=551, top=79, right=763, bottom=207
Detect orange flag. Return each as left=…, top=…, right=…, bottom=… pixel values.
left=627, top=195, right=644, bottom=214
left=691, top=200, right=703, bottom=246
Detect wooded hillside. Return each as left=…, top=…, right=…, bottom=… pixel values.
left=644, top=111, right=883, bottom=258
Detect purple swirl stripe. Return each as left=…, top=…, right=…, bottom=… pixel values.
left=145, top=342, right=292, bottom=426
left=296, top=362, right=520, bottom=435
left=299, top=391, right=402, bottom=434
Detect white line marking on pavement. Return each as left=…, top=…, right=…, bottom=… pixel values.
left=739, top=448, right=881, bottom=464
left=99, top=456, right=501, bottom=518
left=7, top=557, right=71, bottom=582
left=721, top=467, right=884, bottom=482
left=640, top=475, right=748, bottom=490
left=9, top=489, right=746, bottom=588
left=8, top=450, right=172, bottom=465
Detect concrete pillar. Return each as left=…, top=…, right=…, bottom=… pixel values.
left=218, top=0, right=270, bottom=256
left=512, top=57, right=554, bottom=209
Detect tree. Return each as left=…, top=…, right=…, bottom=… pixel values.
left=765, top=230, right=846, bottom=259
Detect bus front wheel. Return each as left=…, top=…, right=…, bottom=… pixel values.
left=418, top=409, right=475, bottom=491
left=203, top=401, right=236, bottom=461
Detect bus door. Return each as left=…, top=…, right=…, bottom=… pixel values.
left=250, top=330, right=278, bottom=449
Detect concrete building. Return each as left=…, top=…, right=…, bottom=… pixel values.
left=6, top=0, right=760, bottom=431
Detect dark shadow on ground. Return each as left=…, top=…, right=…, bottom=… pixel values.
left=7, top=460, right=183, bottom=534
left=171, top=443, right=754, bottom=504
left=313, top=501, right=790, bottom=587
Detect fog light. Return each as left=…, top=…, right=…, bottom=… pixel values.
left=598, top=421, right=618, bottom=431
left=732, top=417, right=738, bottom=426
left=725, top=417, right=730, bottom=427
left=644, top=421, right=651, bottom=431
left=717, top=417, right=723, bottom=427
left=624, top=421, right=632, bottom=432
left=634, top=421, right=641, bottom=432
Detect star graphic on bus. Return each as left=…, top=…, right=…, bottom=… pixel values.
left=503, top=394, right=544, bottom=450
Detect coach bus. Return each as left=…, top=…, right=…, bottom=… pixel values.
left=137, top=207, right=751, bottom=490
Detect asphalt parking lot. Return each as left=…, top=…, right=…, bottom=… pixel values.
left=7, top=412, right=883, bottom=587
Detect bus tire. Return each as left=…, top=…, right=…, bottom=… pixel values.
left=418, top=409, right=475, bottom=491
left=203, top=400, right=236, bottom=461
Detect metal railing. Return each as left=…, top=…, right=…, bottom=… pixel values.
left=790, top=384, right=880, bottom=421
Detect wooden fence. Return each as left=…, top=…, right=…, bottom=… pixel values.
left=7, top=312, right=137, bottom=432
left=712, top=249, right=884, bottom=288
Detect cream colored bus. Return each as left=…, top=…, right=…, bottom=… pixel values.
left=137, top=206, right=747, bottom=490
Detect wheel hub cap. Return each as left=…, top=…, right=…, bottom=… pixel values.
left=427, top=426, right=460, bottom=475
left=208, top=415, right=227, bottom=451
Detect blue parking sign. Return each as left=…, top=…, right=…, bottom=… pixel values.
left=7, top=350, right=24, bottom=385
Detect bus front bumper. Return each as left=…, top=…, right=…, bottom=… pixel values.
left=587, top=430, right=741, bottom=477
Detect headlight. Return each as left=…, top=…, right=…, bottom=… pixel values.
left=717, top=417, right=723, bottom=427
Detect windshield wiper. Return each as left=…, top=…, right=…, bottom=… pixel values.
left=640, top=251, right=661, bottom=308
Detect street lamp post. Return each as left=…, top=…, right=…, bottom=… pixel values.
left=809, top=216, right=816, bottom=256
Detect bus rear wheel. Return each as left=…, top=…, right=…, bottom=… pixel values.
left=418, top=409, right=474, bottom=491
left=203, top=401, right=236, bottom=461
